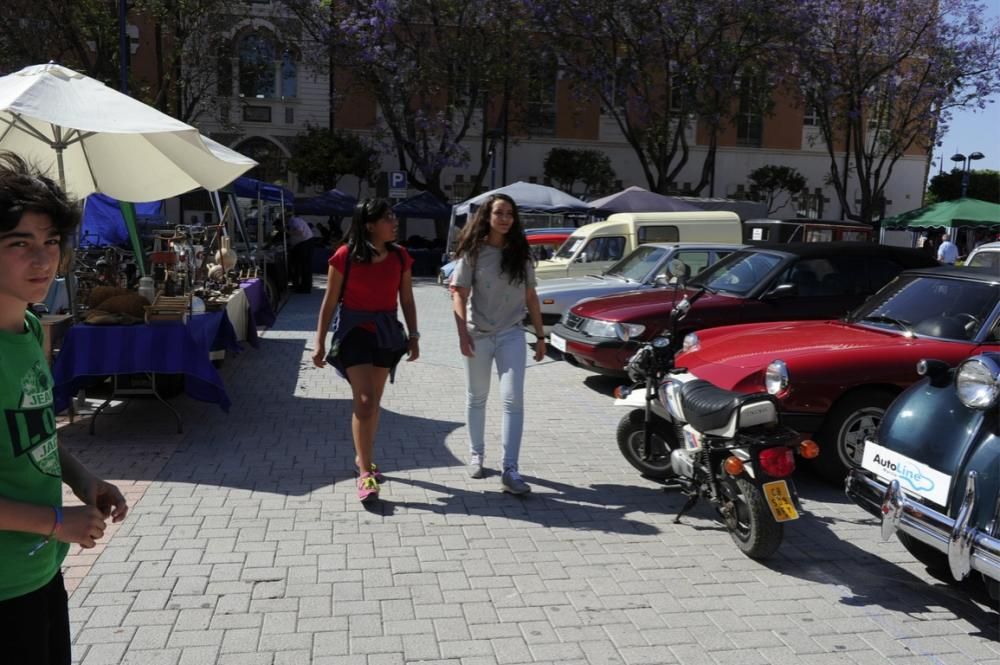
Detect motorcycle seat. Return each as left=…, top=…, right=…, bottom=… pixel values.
left=679, top=380, right=778, bottom=437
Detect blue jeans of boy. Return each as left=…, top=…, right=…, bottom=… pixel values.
left=464, top=326, right=526, bottom=471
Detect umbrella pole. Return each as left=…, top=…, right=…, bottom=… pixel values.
left=53, top=141, right=81, bottom=319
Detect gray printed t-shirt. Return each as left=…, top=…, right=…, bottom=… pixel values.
left=452, top=245, right=537, bottom=337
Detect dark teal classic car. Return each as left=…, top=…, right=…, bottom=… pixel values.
left=847, top=353, right=1000, bottom=600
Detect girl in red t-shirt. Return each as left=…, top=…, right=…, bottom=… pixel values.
left=312, top=199, right=420, bottom=502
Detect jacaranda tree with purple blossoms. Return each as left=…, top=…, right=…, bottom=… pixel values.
left=527, top=0, right=805, bottom=195
left=280, top=0, right=535, bottom=200
left=794, top=0, right=1000, bottom=225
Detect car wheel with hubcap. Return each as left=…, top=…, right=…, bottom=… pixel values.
left=813, top=389, right=895, bottom=485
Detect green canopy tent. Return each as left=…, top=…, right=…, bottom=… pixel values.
left=882, top=197, right=1000, bottom=230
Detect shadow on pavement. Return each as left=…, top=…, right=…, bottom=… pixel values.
left=59, top=328, right=463, bottom=497
left=764, top=510, right=999, bottom=638
left=389, top=474, right=662, bottom=536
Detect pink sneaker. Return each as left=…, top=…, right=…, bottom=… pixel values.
left=357, top=472, right=379, bottom=503
left=356, top=458, right=385, bottom=482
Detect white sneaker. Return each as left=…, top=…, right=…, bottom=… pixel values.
left=468, top=454, right=485, bottom=479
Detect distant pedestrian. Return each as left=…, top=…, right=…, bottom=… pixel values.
left=312, top=198, right=420, bottom=503
left=0, top=151, right=129, bottom=665
left=287, top=208, right=317, bottom=293
left=937, top=232, right=959, bottom=265
left=451, top=194, right=546, bottom=494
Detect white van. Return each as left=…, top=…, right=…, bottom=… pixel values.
left=535, top=211, right=742, bottom=280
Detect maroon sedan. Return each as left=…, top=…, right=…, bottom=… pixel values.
left=549, top=243, right=936, bottom=375
left=674, top=266, right=1000, bottom=482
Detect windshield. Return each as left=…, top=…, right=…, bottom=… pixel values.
left=554, top=235, right=585, bottom=260
left=691, top=250, right=783, bottom=296
left=604, top=245, right=667, bottom=281
left=851, top=274, right=999, bottom=341
left=968, top=250, right=999, bottom=271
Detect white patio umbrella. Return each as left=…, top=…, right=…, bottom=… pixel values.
left=0, top=63, right=256, bottom=200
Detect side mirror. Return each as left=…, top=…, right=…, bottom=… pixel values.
left=668, top=258, right=689, bottom=286
left=577, top=252, right=589, bottom=263
left=654, top=275, right=671, bottom=287
left=763, top=283, right=797, bottom=299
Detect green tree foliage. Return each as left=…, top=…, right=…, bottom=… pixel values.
left=747, top=164, right=807, bottom=215
left=794, top=0, right=1000, bottom=224
left=531, top=0, right=802, bottom=194
left=279, top=0, right=537, bottom=200
left=288, top=126, right=380, bottom=192
left=926, top=169, right=1000, bottom=204
left=543, top=148, right=616, bottom=197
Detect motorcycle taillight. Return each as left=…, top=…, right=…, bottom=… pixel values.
left=758, top=447, right=795, bottom=478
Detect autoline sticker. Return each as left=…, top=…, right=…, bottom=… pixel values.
left=862, top=441, right=951, bottom=507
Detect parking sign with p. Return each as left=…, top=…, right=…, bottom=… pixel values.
left=389, top=170, right=408, bottom=198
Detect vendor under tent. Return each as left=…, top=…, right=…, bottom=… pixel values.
left=588, top=186, right=701, bottom=216
left=393, top=192, right=451, bottom=276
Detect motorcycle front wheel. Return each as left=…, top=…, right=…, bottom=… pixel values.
left=616, top=409, right=676, bottom=480
left=721, top=477, right=783, bottom=559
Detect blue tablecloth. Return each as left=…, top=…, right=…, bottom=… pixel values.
left=52, top=311, right=240, bottom=414
left=240, top=278, right=275, bottom=328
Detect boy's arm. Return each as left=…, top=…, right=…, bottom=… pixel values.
left=59, top=444, right=129, bottom=523
left=0, top=496, right=109, bottom=549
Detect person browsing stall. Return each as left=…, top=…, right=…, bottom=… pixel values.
left=0, top=152, right=129, bottom=665
left=451, top=193, right=546, bottom=495
left=312, top=199, right=420, bottom=503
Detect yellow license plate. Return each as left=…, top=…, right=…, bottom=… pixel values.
left=762, top=480, right=799, bottom=522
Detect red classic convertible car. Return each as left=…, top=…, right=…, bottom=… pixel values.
left=550, top=242, right=936, bottom=375
left=673, top=266, right=1000, bottom=483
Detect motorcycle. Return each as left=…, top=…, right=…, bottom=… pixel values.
left=846, top=354, right=1000, bottom=601
left=614, top=260, right=820, bottom=558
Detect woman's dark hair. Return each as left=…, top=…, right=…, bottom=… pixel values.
left=345, top=197, right=397, bottom=263
left=454, top=193, right=532, bottom=284
left=0, top=151, right=79, bottom=258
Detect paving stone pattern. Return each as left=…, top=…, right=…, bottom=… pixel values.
left=59, top=277, right=999, bottom=665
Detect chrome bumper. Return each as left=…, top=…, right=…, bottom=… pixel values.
left=846, top=468, right=1000, bottom=584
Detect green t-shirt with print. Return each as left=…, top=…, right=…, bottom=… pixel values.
left=0, top=312, right=68, bottom=601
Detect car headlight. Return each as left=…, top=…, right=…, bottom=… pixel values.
left=955, top=356, right=1000, bottom=409
left=765, top=360, right=789, bottom=396
left=614, top=322, right=646, bottom=341
left=681, top=333, right=700, bottom=353
left=581, top=318, right=619, bottom=338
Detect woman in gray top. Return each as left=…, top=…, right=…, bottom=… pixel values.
left=451, top=194, right=546, bottom=494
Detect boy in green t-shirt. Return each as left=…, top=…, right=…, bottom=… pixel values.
left=0, top=152, right=128, bottom=664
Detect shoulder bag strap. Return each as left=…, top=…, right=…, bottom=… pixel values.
left=337, top=253, right=352, bottom=303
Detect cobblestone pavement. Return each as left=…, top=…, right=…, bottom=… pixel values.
left=59, top=277, right=998, bottom=665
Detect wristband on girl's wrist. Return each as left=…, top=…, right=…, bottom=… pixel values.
left=28, top=505, right=62, bottom=557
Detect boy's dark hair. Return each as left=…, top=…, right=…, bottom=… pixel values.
left=0, top=151, right=79, bottom=257
left=345, top=197, right=398, bottom=263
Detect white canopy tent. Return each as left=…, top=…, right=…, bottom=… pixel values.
left=0, top=63, right=255, bottom=201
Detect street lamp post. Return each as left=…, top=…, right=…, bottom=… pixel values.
left=950, top=151, right=985, bottom=198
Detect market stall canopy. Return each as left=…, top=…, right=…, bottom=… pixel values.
left=229, top=176, right=294, bottom=204
left=0, top=63, right=256, bottom=200
left=452, top=181, right=590, bottom=216
left=295, top=188, right=357, bottom=216
left=80, top=193, right=163, bottom=246
left=588, top=186, right=700, bottom=215
left=882, top=197, right=1000, bottom=230
left=393, top=191, right=451, bottom=219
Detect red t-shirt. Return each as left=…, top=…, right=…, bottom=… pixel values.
left=328, top=245, right=414, bottom=311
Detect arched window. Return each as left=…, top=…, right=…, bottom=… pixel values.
left=236, top=137, right=288, bottom=184
left=235, top=30, right=298, bottom=99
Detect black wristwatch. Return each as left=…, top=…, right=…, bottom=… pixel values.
left=408, top=331, right=421, bottom=340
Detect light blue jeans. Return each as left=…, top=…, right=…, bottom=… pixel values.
left=465, top=326, right=526, bottom=471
